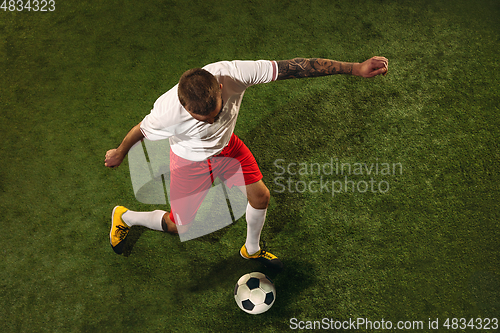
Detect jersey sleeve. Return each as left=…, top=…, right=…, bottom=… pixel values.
left=205, top=60, right=278, bottom=89
left=233, top=60, right=278, bottom=87
left=140, top=112, right=174, bottom=141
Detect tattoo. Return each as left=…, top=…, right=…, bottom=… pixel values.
left=277, top=58, right=353, bottom=80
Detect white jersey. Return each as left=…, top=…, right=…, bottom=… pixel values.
left=140, top=60, right=278, bottom=161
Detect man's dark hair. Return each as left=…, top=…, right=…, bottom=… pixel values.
left=178, top=68, right=220, bottom=115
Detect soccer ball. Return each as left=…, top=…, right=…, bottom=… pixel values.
left=234, top=272, right=276, bottom=314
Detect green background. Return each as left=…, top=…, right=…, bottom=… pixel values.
left=1, top=0, right=499, bottom=332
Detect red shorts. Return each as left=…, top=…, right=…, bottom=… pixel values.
left=168, top=133, right=261, bottom=225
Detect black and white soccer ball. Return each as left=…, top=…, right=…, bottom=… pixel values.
left=234, top=272, right=276, bottom=314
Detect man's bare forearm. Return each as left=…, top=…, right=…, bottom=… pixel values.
left=276, top=58, right=360, bottom=80
left=105, top=122, right=144, bottom=168
left=117, top=122, right=144, bottom=157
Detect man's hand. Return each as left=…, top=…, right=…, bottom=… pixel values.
left=353, top=56, right=388, bottom=78
left=105, top=149, right=125, bottom=168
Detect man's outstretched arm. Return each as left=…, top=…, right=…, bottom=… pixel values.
left=276, top=56, right=388, bottom=80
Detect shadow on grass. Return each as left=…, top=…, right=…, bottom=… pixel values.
left=180, top=252, right=317, bottom=311
left=122, top=226, right=148, bottom=257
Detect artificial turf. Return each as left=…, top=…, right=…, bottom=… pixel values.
left=1, top=0, right=499, bottom=332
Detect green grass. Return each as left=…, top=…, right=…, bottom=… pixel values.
left=1, top=0, right=499, bottom=332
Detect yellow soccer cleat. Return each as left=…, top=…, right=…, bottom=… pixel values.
left=240, top=244, right=283, bottom=271
left=110, top=206, right=130, bottom=255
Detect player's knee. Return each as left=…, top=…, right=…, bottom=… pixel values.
left=161, top=212, right=179, bottom=234
left=161, top=212, right=193, bottom=234
left=262, top=187, right=271, bottom=207
left=176, top=224, right=191, bottom=234
left=251, top=187, right=270, bottom=209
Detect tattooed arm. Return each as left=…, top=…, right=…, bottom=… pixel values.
left=276, top=56, right=388, bottom=80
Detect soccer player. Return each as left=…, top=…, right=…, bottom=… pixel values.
left=104, top=56, right=388, bottom=270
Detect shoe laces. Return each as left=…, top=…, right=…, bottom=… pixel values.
left=258, top=249, right=273, bottom=259
left=257, top=241, right=274, bottom=259
left=116, top=225, right=130, bottom=241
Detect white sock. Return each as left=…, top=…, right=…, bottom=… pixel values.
left=245, top=203, right=267, bottom=255
left=122, top=210, right=166, bottom=232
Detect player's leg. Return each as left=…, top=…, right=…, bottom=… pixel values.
left=213, top=152, right=269, bottom=255
left=109, top=150, right=212, bottom=254
left=110, top=206, right=195, bottom=254
left=217, top=134, right=282, bottom=270
left=117, top=206, right=191, bottom=234
left=120, top=209, right=178, bottom=233
left=242, top=179, right=270, bottom=255
left=239, top=180, right=282, bottom=270
left=122, top=209, right=168, bottom=232
left=109, top=207, right=173, bottom=255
